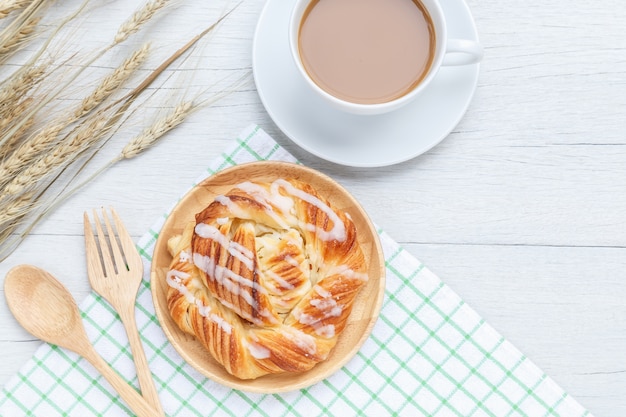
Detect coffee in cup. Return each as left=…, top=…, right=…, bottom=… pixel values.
left=289, top=0, right=483, bottom=115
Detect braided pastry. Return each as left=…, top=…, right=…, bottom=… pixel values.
left=165, top=178, right=369, bottom=379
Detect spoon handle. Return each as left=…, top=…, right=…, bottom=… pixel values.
left=82, top=344, right=162, bottom=417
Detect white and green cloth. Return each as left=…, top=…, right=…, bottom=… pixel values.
left=0, top=125, right=591, bottom=416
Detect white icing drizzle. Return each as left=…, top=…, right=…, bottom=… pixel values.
left=313, top=284, right=331, bottom=299
left=315, top=325, right=336, bottom=338
left=221, top=179, right=348, bottom=242
left=192, top=252, right=266, bottom=310
left=214, top=194, right=245, bottom=216
left=216, top=217, right=229, bottom=225
left=283, top=255, right=302, bottom=269
left=166, top=270, right=192, bottom=300
left=249, top=344, right=271, bottom=359
left=218, top=183, right=290, bottom=229
left=209, top=312, right=233, bottom=334
left=282, top=327, right=317, bottom=355
left=296, top=312, right=320, bottom=327
left=179, top=249, right=191, bottom=263
left=244, top=338, right=271, bottom=359
left=237, top=181, right=294, bottom=214
left=263, top=268, right=295, bottom=291
left=272, top=179, right=346, bottom=242
left=328, top=264, right=369, bottom=282
left=166, top=269, right=233, bottom=334
left=216, top=298, right=263, bottom=326
left=194, top=223, right=255, bottom=271
left=258, top=307, right=279, bottom=324
left=310, top=298, right=342, bottom=317
left=289, top=289, right=344, bottom=339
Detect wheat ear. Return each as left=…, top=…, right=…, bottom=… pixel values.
left=0, top=97, right=34, bottom=134
left=3, top=108, right=35, bottom=152
left=0, top=123, right=64, bottom=189
left=114, top=0, right=171, bottom=44
left=0, top=0, right=87, bottom=90
left=0, top=99, right=134, bottom=242
left=1, top=45, right=152, bottom=190
left=120, top=101, right=195, bottom=159
left=0, top=63, right=46, bottom=119
left=0, top=0, right=32, bottom=19
left=74, top=43, right=150, bottom=118
left=0, top=191, right=33, bottom=225
left=0, top=192, right=34, bottom=255
left=0, top=112, right=111, bottom=202
left=0, top=97, right=35, bottom=159
left=52, top=100, right=197, bottom=207
left=0, top=0, right=47, bottom=51
left=0, top=15, right=40, bottom=56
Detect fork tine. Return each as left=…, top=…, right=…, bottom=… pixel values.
left=110, top=207, right=141, bottom=271
left=101, top=207, right=127, bottom=275
left=84, top=212, right=103, bottom=284
left=91, top=209, right=117, bottom=278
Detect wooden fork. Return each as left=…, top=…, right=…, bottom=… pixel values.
left=84, top=207, right=165, bottom=417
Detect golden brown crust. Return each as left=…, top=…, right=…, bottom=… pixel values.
left=165, top=179, right=368, bottom=379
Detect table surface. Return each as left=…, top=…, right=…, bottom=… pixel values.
left=1, top=0, right=624, bottom=415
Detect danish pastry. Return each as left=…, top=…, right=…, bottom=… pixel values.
left=165, top=178, right=368, bottom=379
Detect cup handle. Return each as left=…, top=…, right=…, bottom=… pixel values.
left=442, top=39, right=483, bottom=66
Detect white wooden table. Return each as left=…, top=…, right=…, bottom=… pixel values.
left=1, top=0, right=624, bottom=415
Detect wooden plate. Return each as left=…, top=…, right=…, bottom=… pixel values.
left=150, top=161, right=385, bottom=393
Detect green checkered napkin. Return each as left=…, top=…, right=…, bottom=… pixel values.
left=1, top=125, right=591, bottom=417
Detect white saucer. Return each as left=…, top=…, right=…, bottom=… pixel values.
left=252, top=0, right=481, bottom=167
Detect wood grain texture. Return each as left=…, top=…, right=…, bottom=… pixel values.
left=0, top=0, right=625, bottom=415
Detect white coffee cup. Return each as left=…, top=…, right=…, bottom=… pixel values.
left=289, top=0, right=483, bottom=115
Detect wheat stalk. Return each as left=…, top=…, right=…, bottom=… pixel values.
left=0, top=191, right=32, bottom=224
left=4, top=7, right=238, bottom=197
left=0, top=96, right=33, bottom=133
left=0, top=102, right=196, bottom=261
left=0, top=64, right=54, bottom=154
left=0, top=97, right=35, bottom=159
left=0, top=100, right=134, bottom=242
left=0, top=121, right=102, bottom=243
left=0, top=43, right=148, bottom=167
left=0, top=0, right=159, bottom=150
left=0, top=0, right=32, bottom=19
left=0, top=15, right=40, bottom=56
left=0, top=4, right=241, bottom=260
left=0, top=0, right=165, bottom=151
left=0, top=63, right=46, bottom=119
left=120, top=101, right=195, bottom=159
left=3, top=106, right=35, bottom=149
left=0, top=0, right=88, bottom=91
left=74, top=43, right=150, bottom=118
left=0, top=123, right=63, bottom=188
left=50, top=71, right=249, bottom=206
left=1, top=10, right=224, bottom=200
left=0, top=44, right=151, bottom=187
left=114, top=0, right=171, bottom=45
left=0, top=111, right=111, bottom=203
left=0, top=0, right=47, bottom=52
left=0, top=192, right=34, bottom=250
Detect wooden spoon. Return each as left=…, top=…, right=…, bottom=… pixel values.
left=4, top=264, right=162, bottom=417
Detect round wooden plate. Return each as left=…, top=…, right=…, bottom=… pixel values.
left=150, top=161, right=385, bottom=393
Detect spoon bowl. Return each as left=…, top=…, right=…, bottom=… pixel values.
left=5, top=264, right=84, bottom=350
